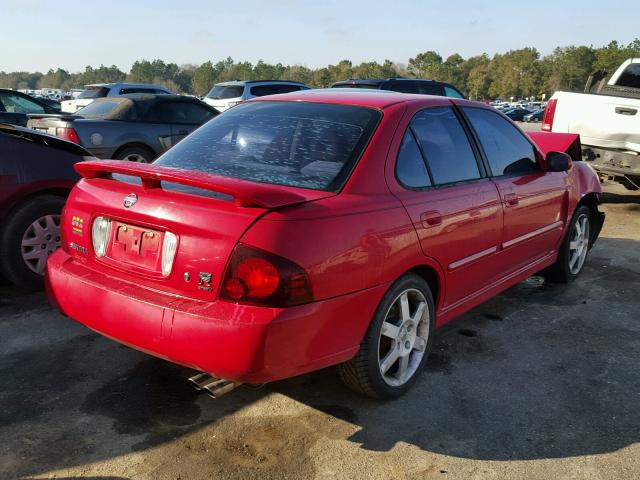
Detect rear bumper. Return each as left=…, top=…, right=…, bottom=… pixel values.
left=582, top=146, right=640, bottom=178
left=46, top=250, right=386, bottom=383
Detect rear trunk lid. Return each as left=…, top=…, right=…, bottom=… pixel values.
left=27, top=113, right=81, bottom=136
left=63, top=160, right=333, bottom=301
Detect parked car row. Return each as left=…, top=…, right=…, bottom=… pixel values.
left=28, top=94, right=219, bottom=163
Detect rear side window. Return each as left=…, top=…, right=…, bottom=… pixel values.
left=385, top=81, right=419, bottom=94
left=206, top=85, right=245, bottom=99
left=119, top=88, right=156, bottom=94
left=145, top=102, right=215, bottom=124
left=444, top=86, right=465, bottom=98
left=410, top=107, right=480, bottom=185
left=153, top=101, right=380, bottom=191
left=463, top=107, right=539, bottom=176
left=249, top=84, right=304, bottom=96
left=396, top=131, right=431, bottom=188
left=617, top=63, right=640, bottom=88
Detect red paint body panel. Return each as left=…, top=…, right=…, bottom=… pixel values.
left=46, top=92, right=604, bottom=383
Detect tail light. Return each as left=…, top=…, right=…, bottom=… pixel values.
left=542, top=99, right=557, bottom=132
left=91, top=216, right=111, bottom=257
left=56, top=127, right=80, bottom=144
left=221, top=244, right=312, bottom=307
left=161, top=232, right=178, bottom=276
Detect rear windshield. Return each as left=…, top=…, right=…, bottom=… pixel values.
left=78, top=87, right=109, bottom=99
left=206, top=85, right=245, bottom=100
left=153, top=101, right=381, bottom=191
left=617, top=63, right=640, bottom=88
left=76, top=100, right=121, bottom=118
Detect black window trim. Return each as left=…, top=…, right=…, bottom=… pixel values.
left=394, top=105, right=489, bottom=192
left=457, top=105, right=542, bottom=179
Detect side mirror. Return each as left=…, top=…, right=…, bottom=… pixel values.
left=546, top=151, right=572, bottom=172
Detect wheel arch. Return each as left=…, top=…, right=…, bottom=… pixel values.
left=112, top=142, right=157, bottom=161
left=406, top=264, right=443, bottom=312
left=0, top=188, right=69, bottom=228
left=577, top=192, right=601, bottom=247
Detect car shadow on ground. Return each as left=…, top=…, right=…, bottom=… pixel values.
left=1, top=238, right=639, bottom=478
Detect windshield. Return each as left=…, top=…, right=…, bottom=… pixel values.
left=78, top=86, right=109, bottom=99
left=206, top=85, right=245, bottom=100
left=154, top=101, right=381, bottom=191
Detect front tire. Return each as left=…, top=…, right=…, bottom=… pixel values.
left=338, top=274, right=435, bottom=399
left=0, top=195, right=65, bottom=290
left=544, top=205, right=591, bottom=283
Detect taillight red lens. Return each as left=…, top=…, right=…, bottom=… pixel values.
left=542, top=99, right=557, bottom=132
left=221, top=244, right=313, bottom=307
left=56, top=127, right=80, bottom=144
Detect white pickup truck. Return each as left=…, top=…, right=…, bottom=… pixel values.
left=544, top=58, right=640, bottom=189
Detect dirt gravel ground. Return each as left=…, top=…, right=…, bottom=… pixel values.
left=0, top=183, right=638, bottom=480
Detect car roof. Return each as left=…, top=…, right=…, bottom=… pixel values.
left=247, top=88, right=462, bottom=109
left=84, top=83, right=169, bottom=89
left=332, top=77, right=440, bottom=86
left=214, top=80, right=307, bottom=86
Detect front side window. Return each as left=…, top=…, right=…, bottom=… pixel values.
left=396, top=130, right=431, bottom=188
left=0, top=94, right=44, bottom=114
left=410, top=107, right=481, bottom=185
left=250, top=84, right=304, bottom=97
left=154, top=101, right=380, bottom=191
left=463, top=107, right=539, bottom=176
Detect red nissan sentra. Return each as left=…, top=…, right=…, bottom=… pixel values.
left=46, top=90, right=605, bottom=399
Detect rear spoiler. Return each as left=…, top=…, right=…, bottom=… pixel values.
left=528, top=132, right=582, bottom=163
left=75, top=160, right=329, bottom=209
left=27, top=113, right=82, bottom=121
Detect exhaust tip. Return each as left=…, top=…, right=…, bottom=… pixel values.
left=188, top=373, right=240, bottom=398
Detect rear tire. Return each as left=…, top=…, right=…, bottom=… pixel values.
left=544, top=205, right=591, bottom=283
left=114, top=145, right=155, bottom=163
left=0, top=195, right=65, bottom=290
left=338, top=274, right=435, bottom=399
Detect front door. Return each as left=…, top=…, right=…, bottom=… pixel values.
left=461, top=107, right=567, bottom=274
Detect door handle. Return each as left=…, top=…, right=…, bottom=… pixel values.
left=615, top=107, right=637, bottom=116
left=420, top=211, right=442, bottom=228
left=504, top=193, right=519, bottom=207
left=178, top=130, right=189, bottom=135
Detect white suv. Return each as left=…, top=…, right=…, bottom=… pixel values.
left=203, top=80, right=310, bottom=112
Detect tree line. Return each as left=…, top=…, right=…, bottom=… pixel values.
left=1, top=39, right=638, bottom=100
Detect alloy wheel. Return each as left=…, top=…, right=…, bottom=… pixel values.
left=568, top=213, right=590, bottom=275
left=377, top=288, right=430, bottom=387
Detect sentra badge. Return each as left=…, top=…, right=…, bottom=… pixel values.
left=71, top=215, right=84, bottom=235
left=123, top=193, right=138, bottom=208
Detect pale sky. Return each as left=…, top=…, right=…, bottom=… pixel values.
left=1, top=0, right=639, bottom=73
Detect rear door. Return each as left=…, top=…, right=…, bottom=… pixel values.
left=389, top=106, right=503, bottom=307
left=462, top=107, right=567, bottom=273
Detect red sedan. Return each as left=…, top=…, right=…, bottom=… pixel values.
left=46, top=90, right=605, bottom=399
